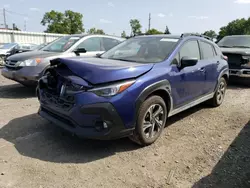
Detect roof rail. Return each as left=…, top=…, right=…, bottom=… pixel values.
left=133, top=33, right=147, bottom=37
left=181, top=33, right=212, bottom=41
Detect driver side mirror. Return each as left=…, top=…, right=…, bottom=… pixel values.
left=96, top=53, right=104, bottom=58
left=180, top=56, right=198, bottom=68
left=73, top=48, right=87, bottom=56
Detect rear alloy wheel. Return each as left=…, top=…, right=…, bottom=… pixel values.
left=210, top=77, right=227, bottom=107
left=130, top=96, right=167, bottom=146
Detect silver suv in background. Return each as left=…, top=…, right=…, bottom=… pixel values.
left=2, top=34, right=125, bottom=86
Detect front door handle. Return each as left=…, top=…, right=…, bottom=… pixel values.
left=198, top=67, right=205, bottom=72
left=216, top=61, right=220, bottom=65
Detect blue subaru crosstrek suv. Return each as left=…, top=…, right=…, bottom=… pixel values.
left=37, top=33, right=229, bottom=146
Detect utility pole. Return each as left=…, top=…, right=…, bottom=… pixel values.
left=3, top=8, right=7, bottom=29
left=148, top=13, right=151, bottom=31
left=24, top=20, right=26, bottom=31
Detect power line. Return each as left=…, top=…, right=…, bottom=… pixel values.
left=1, top=8, right=29, bottom=30
left=5, top=9, right=28, bottom=17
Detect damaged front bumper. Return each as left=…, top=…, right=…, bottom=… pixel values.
left=38, top=102, right=134, bottom=140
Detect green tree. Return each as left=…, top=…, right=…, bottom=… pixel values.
left=146, top=28, right=163, bottom=35
left=64, top=10, right=85, bottom=34
left=87, top=28, right=105, bottom=34
left=217, top=17, right=250, bottom=40
left=203, top=30, right=217, bottom=39
left=41, top=10, right=84, bottom=34
left=130, top=19, right=142, bottom=36
left=164, top=26, right=171, bottom=34
left=121, top=31, right=127, bottom=38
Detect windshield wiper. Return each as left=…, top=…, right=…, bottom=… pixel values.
left=219, top=45, right=233, bottom=48
left=231, top=45, right=250, bottom=48
left=109, top=58, right=139, bottom=63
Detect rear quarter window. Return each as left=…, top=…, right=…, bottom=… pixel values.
left=214, top=44, right=223, bottom=56
left=200, top=41, right=215, bottom=59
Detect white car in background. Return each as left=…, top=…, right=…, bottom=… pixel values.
left=2, top=34, right=125, bottom=86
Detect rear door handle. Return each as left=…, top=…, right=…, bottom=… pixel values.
left=217, top=61, right=220, bottom=65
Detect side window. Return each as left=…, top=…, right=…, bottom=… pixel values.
left=180, top=40, right=200, bottom=60
left=200, top=41, right=215, bottom=59
left=19, top=44, right=30, bottom=50
left=102, top=38, right=121, bottom=51
left=77, top=37, right=101, bottom=52
left=214, top=44, right=222, bottom=56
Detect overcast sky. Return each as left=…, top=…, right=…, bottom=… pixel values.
left=1, top=0, right=250, bottom=36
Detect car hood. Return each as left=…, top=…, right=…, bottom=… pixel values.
left=52, top=57, right=154, bottom=85
left=7, top=50, right=63, bottom=61
left=220, top=47, right=250, bottom=55
left=0, top=49, right=9, bottom=55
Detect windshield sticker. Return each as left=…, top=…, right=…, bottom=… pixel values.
left=160, top=38, right=178, bottom=42
left=69, top=37, right=80, bottom=40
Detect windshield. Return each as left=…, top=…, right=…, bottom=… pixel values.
left=101, top=37, right=179, bottom=63
left=218, top=36, right=250, bottom=48
left=42, top=36, right=81, bottom=52
left=32, top=43, right=48, bottom=50
left=0, top=43, right=17, bottom=49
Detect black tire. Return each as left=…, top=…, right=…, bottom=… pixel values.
left=130, top=96, right=167, bottom=146
left=0, top=56, right=4, bottom=66
left=209, top=77, right=227, bottom=107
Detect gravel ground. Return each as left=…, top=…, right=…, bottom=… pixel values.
left=0, top=72, right=249, bottom=188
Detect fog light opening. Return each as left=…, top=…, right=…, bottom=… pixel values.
left=94, top=120, right=109, bottom=132
left=103, top=121, right=108, bottom=129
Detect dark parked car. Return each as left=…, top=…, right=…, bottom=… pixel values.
left=37, top=33, right=229, bottom=146
left=218, top=35, right=250, bottom=81
left=2, top=34, right=124, bottom=86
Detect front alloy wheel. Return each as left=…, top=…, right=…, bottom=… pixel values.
left=130, top=96, right=167, bottom=146
left=143, top=104, right=164, bottom=139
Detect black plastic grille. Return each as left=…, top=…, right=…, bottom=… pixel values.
left=41, top=107, right=76, bottom=128
left=223, top=53, right=242, bottom=67
left=42, top=91, right=75, bottom=111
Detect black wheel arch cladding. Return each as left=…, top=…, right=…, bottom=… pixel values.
left=135, top=80, right=172, bottom=121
